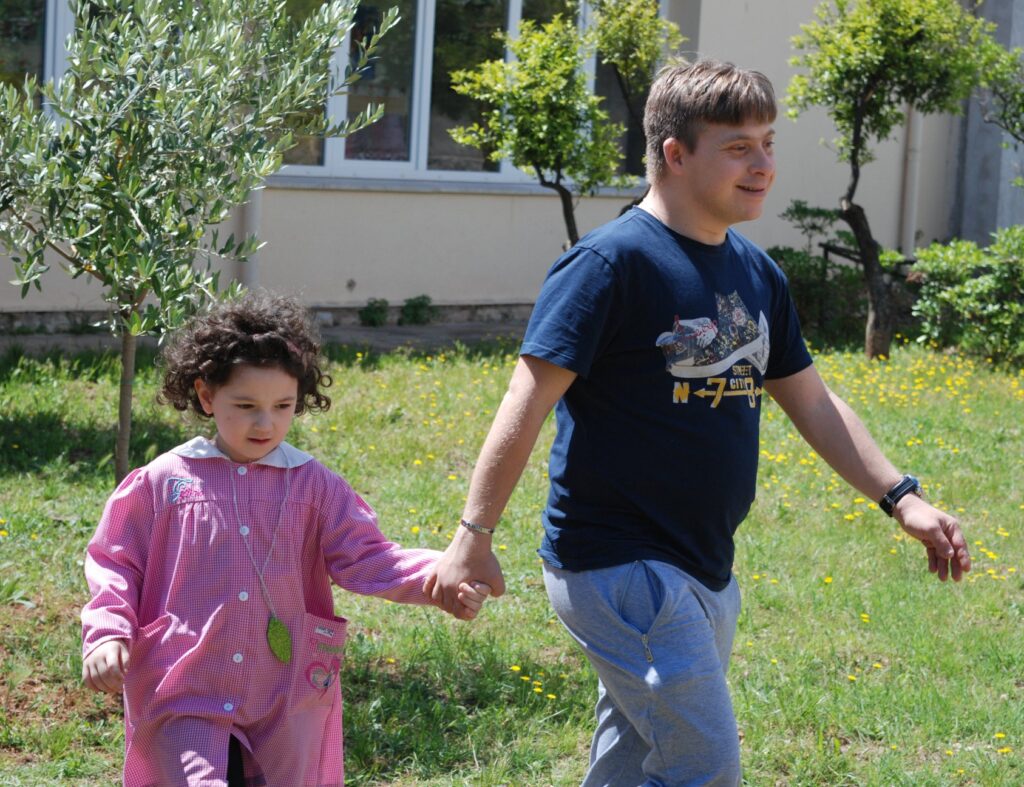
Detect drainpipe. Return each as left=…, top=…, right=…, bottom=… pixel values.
left=899, top=107, right=923, bottom=259
left=237, top=189, right=263, bottom=289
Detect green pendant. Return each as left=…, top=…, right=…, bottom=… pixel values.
left=267, top=616, right=292, bottom=664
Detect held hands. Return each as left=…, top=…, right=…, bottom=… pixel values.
left=424, top=525, right=506, bottom=620
left=82, top=639, right=130, bottom=694
left=453, top=581, right=492, bottom=620
left=894, top=495, right=972, bottom=582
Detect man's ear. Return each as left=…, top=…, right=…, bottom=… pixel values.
left=194, top=379, right=215, bottom=415
left=662, top=137, right=689, bottom=176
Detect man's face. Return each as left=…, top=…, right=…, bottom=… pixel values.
left=676, top=121, right=776, bottom=240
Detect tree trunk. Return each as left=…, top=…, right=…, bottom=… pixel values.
left=115, top=329, right=137, bottom=483
left=539, top=180, right=579, bottom=248
left=840, top=202, right=894, bottom=359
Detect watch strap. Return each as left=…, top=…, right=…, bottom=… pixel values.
left=879, top=474, right=921, bottom=516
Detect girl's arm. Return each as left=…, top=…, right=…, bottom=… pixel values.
left=321, top=479, right=442, bottom=605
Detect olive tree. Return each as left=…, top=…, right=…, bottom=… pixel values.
left=787, top=0, right=996, bottom=359
left=0, top=0, right=395, bottom=481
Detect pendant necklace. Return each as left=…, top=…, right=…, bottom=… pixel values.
left=229, top=452, right=293, bottom=664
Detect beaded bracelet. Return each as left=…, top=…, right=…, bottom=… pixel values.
left=460, top=518, right=496, bottom=536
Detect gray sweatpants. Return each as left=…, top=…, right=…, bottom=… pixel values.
left=543, top=560, right=742, bottom=787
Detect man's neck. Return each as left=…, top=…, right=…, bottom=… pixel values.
left=638, top=188, right=728, bottom=246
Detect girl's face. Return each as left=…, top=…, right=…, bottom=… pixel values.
left=194, top=364, right=299, bottom=463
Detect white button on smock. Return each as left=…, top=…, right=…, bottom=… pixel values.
left=236, top=466, right=247, bottom=476
left=233, top=653, right=243, bottom=663
left=239, top=526, right=250, bottom=536
left=223, top=702, right=234, bottom=712
left=238, top=591, right=249, bottom=601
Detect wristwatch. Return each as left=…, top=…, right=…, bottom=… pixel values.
left=879, top=474, right=922, bottom=516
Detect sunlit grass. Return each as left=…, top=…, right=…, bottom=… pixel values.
left=0, top=338, right=1021, bottom=785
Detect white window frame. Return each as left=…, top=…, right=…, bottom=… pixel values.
left=283, top=0, right=546, bottom=184
left=42, top=0, right=662, bottom=187
left=44, top=0, right=74, bottom=84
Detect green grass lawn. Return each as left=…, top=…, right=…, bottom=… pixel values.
left=0, top=339, right=1021, bottom=786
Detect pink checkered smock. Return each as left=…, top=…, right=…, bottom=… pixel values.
left=82, top=436, right=441, bottom=786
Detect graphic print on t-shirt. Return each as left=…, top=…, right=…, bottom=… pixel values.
left=655, top=291, right=769, bottom=408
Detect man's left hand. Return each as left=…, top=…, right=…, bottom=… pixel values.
left=894, top=495, right=972, bottom=581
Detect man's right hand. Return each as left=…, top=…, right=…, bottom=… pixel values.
left=424, top=525, right=506, bottom=619
left=82, top=639, right=130, bottom=694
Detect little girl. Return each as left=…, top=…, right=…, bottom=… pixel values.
left=81, top=292, right=489, bottom=786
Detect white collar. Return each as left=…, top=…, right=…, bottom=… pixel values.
left=170, top=435, right=314, bottom=468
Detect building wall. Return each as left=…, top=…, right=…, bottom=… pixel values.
left=0, top=0, right=970, bottom=315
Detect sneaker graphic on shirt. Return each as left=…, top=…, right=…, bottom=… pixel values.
left=656, top=291, right=769, bottom=379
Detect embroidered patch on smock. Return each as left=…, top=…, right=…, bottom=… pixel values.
left=167, top=477, right=202, bottom=504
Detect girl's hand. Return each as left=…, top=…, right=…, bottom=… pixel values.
left=82, top=639, right=130, bottom=694
left=455, top=581, right=492, bottom=620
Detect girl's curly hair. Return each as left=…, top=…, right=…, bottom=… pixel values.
left=160, top=291, right=332, bottom=417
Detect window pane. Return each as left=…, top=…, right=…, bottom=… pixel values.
left=595, top=60, right=646, bottom=176
left=427, top=0, right=508, bottom=172
left=345, top=0, right=417, bottom=162
left=282, top=0, right=327, bottom=166
left=521, top=0, right=571, bottom=24
left=0, top=0, right=46, bottom=93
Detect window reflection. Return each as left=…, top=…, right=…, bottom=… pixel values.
left=427, top=0, right=508, bottom=172
left=0, top=0, right=46, bottom=96
left=345, top=0, right=416, bottom=162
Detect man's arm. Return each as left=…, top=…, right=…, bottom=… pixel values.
left=423, top=355, right=578, bottom=617
left=764, top=364, right=971, bottom=581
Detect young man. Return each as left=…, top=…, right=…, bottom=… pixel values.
left=424, top=59, right=971, bottom=785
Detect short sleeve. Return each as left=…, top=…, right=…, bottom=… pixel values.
left=520, top=246, right=622, bottom=377
left=764, top=266, right=813, bottom=380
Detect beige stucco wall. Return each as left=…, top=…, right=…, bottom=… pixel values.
left=256, top=187, right=630, bottom=308
left=0, top=0, right=963, bottom=315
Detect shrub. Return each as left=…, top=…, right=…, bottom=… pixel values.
left=768, top=245, right=867, bottom=349
left=398, top=295, right=439, bottom=326
left=358, top=298, right=390, bottom=327
left=912, top=225, right=1024, bottom=366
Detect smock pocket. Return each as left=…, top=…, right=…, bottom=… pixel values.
left=288, top=612, right=348, bottom=714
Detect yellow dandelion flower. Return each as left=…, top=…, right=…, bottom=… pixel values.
left=510, top=665, right=521, bottom=672
left=824, top=576, right=833, bottom=584
left=994, top=732, right=1006, bottom=739
left=410, top=526, right=420, bottom=534
left=847, top=675, right=857, bottom=682
left=997, top=747, right=1013, bottom=754
left=546, top=693, right=557, bottom=699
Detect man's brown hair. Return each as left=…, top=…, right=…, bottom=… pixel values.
left=643, top=59, right=776, bottom=183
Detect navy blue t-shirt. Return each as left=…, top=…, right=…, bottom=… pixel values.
left=521, top=208, right=813, bottom=590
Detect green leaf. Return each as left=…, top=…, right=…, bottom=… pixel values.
left=267, top=616, right=292, bottom=664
